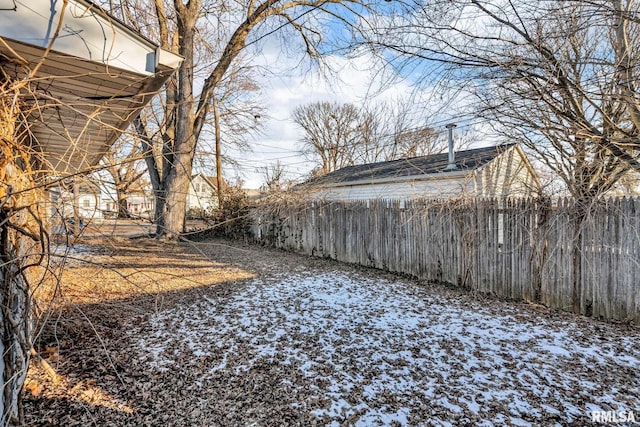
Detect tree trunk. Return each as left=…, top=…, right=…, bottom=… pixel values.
left=153, top=1, right=199, bottom=239
left=0, top=95, right=43, bottom=425
left=153, top=188, right=167, bottom=235
left=158, top=152, right=193, bottom=238
left=72, top=181, right=81, bottom=237
left=213, top=98, right=224, bottom=209
left=117, top=193, right=130, bottom=219
left=0, top=212, right=31, bottom=425
left=571, top=218, right=583, bottom=314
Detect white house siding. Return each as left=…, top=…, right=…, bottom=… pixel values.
left=77, top=193, right=103, bottom=220
left=313, top=174, right=473, bottom=201
left=471, top=147, right=539, bottom=245
left=49, top=188, right=103, bottom=221
left=307, top=146, right=540, bottom=203
left=186, top=175, right=218, bottom=213
left=477, top=147, right=538, bottom=198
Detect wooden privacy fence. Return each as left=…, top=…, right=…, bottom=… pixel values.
left=251, top=197, right=640, bottom=323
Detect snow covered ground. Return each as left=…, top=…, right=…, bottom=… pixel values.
left=132, top=269, right=640, bottom=426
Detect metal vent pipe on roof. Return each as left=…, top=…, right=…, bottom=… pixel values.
left=445, top=123, right=458, bottom=171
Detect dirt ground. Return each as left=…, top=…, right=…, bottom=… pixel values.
left=24, top=227, right=639, bottom=426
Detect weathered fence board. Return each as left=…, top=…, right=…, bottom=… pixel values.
left=252, top=197, right=640, bottom=323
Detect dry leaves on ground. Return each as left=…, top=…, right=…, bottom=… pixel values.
left=25, top=234, right=640, bottom=426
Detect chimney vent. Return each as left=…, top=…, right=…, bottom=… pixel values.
left=445, top=123, right=458, bottom=171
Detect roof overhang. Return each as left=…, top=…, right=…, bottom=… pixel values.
left=0, top=0, right=182, bottom=175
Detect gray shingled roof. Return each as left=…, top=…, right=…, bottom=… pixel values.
left=305, top=144, right=516, bottom=186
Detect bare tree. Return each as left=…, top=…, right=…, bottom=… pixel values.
left=358, top=100, right=444, bottom=162
left=259, top=160, right=288, bottom=192
left=100, top=137, right=148, bottom=218
left=108, top=0, right=373, bottom=239
left=294, top=101, right=363, bottom=174
left=366, top=0, right=640, bottom=203
left=0, top=79, right=42, bottom=426
left=295, top=99, right=454, bottom=174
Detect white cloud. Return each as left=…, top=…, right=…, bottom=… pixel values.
left=231, top=48, right=417, bottom=188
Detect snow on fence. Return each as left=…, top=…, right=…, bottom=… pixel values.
left=251, top=197, right=640, bottom=323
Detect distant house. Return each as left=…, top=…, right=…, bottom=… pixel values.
left=608, top=170, right=640, bottom=197
left=100, top=174, right=224, bottom=219
left=102, top=192, right=155, bottom=219
left=301, top=144, right=540, bottom=201
left=186, top=174, right=223, bottom=217
left=49, top=181, right=103, bottom=221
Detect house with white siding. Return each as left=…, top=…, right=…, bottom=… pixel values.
left=301, top=144, right=540, bottom=201
left=48, top=181, right=103, bottom=223
left=186, top=174, right=222, bottom=217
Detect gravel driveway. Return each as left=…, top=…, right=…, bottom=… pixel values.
left=26, top=238, right=639, bottom=426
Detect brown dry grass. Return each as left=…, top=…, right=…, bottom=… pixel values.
left=40, top=236, right=255, bottom=306
left=26, top=233, right=261, bottom=426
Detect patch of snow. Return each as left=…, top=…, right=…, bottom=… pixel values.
left=130, top=271, right=640, bottom=425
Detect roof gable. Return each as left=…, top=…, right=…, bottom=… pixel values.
left=306, top=144, right=516, bottom=186
left=192, top=174, right=225, bottom=190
